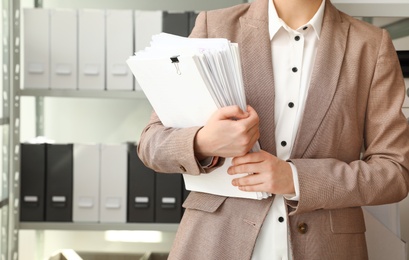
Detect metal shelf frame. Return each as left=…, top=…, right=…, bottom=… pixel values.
left=1, top=0, right=12, bottom=259
left=9, top=0, right=20, bottom=258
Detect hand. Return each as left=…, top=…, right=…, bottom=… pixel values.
left=228, top=150, right=295, bottom=195
left=194, top=105, right=260, bottom=159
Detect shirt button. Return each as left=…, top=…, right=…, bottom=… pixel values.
left=179, top=165, right=187, bottom=172
left=292, top=67, right=298, bottom=73
left=298, top=223, right=308, bottom=234
left=294, top=35, right=300, bottom=41
left=278, top=217, right=284, bottom=223
left=288, top=102, right=294, bottom=108
left=303, top=26, right=308, bottom=30
left=281, top=141, right=287, bottom=147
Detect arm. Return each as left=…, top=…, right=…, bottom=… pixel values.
left=289, top=29, right=409, bottom=215
left=138, top=105, right=260, bottom=175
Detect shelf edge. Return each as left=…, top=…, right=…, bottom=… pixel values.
left=19, top=222, right=179, bottom=232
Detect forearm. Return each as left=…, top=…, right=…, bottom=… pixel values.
left=137, top=111, right=204, bottom=175
left=288, top=156, right=409, bottom=215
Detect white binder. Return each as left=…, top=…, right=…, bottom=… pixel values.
left=23, top=8, right=50, bottom=89
left=99, top=144, right=127, bottom=223
left=403, top=78, right=409, bottom=108
left=106, top=10, right=134, bottom=91
left=73, top=144, right=100, bottom=223
left=403, top=107, right=409, bottom=118
left=78, top=9, right=105, bottom=90
left=50, top=9, right=78, bottom=90
left=134, top=10, right=163, bottom=91
left=134, top=11, right=163, bottom=52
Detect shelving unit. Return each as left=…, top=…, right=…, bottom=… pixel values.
left=13, top=1, right=247, bottom=259
left=8, top=0, right=409, bottom=259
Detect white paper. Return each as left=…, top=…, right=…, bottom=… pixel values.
left=127, top=33, right=269, bottom=200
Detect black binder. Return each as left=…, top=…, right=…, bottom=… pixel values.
left=188, top=12, right=198, bottom=35
left=127, top=143, right=156, bottom=223
left=20, top=143, right=46, bottom=221
left=155, top=172, right=183, bottom=223
left=162, top=12, right=190, bottom=37
left=397, top=51, right=409, bottom=77
left=182, top=179, right=190, bottom=215
left=45, top=144, right=73, bottom=222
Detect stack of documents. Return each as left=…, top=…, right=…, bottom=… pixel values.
left=127, top=33, right=269, bottom=200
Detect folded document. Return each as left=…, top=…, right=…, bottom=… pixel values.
left=126, top=33, right=269, bottom=200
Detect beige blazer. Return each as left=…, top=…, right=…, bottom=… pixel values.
left=137, top=0, right=409, bottom=259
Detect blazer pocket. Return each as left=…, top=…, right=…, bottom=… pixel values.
left=329, top=207, right=366, bottom=234
left=183, top=191, right=227, bottom=213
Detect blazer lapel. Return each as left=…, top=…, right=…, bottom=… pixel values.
left=239, top=0, right=277, bottom=155
left=291, top=1, right=351, bottom=159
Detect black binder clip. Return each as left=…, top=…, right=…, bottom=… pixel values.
left=170, top=55, right=181, bottom=75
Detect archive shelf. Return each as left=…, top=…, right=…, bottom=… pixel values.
left=19, top=222, right=179, bottom=232
left=18, top=89, right=147, bottom=100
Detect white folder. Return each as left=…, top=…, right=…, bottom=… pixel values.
left=73, top=144, right=100, bottom=223
left=127, top=33, right=268, bottom=200
left=50, top=9, right=78, bottom=90
left=134, top=11, right=163, bottom=52
left=106, top=10, right=134, bottom=91
left=134, top=11, right=163, bottom=91
left=99, top=144, right=127, bottom=223
left=23, top=8, right=50, bottom=89
left=403, top=78, right=409, bottom=108
left=403, top=107, right=409, bottom=118
left=78, top=9, right=105, bottom=90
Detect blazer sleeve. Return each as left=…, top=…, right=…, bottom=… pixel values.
left=288, top=29, right=409, bottom=215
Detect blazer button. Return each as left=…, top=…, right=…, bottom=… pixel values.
left=179, top=165, right=187, bottom=172
left=298, top=223, right=308, bottom=234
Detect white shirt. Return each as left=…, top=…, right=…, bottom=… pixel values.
left=251, top=1, right=325, bottom=259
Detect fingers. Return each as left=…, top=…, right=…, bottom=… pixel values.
left=232, top=175, right=269, bottom=192
left=231, top=173, right=263, bottom=187
left=195, top=105, right=260, bottom=158
left=213, top=105, right=258, bottom=121
left=230, top=151, right=265, bottom=168
left=214, top=105, right=249, bottom=120
left=228, top=151, right=295, bottom=194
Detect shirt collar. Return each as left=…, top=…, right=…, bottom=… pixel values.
left=268, top=0, right=325, bottom=40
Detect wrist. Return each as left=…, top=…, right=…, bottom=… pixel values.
left=194, top=128, right=212, bottom=160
